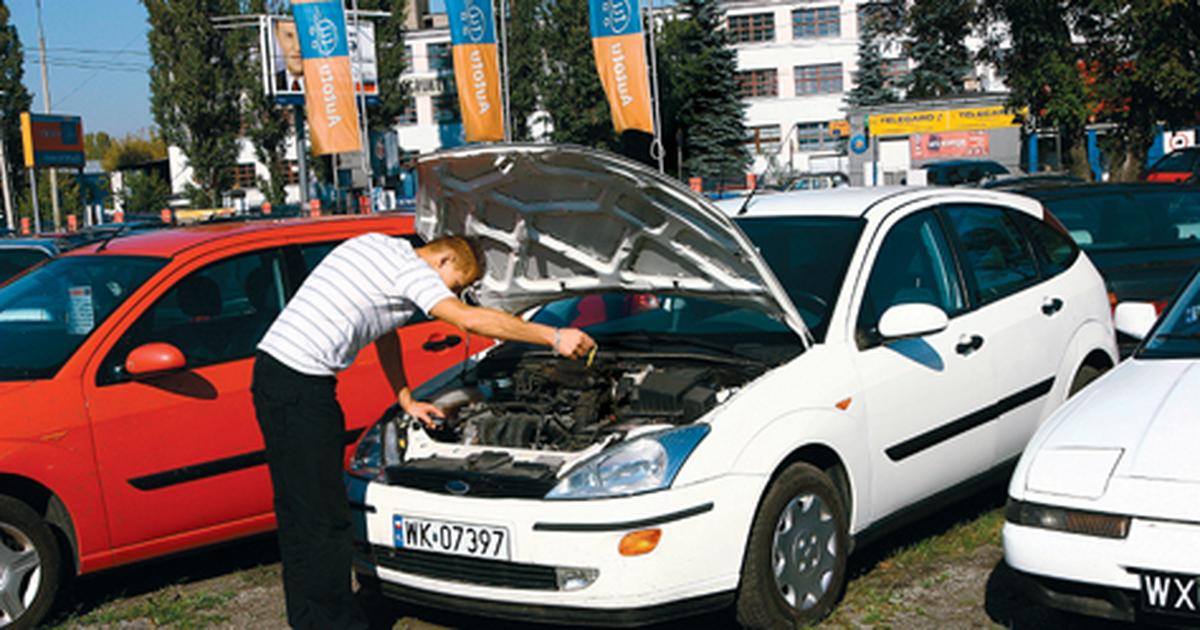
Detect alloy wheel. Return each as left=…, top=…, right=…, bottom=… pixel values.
left=0, top=522, right=41, bottom=626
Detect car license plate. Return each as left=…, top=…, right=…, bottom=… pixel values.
left=393, top=515, right=510, bottom=561
left=1140, top=571, right=1200, bottom=618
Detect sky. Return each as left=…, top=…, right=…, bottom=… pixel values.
left=8, top=0, right=154, bottom=138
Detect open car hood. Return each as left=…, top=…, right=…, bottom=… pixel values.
left=415, top=144, right=809, bottom=342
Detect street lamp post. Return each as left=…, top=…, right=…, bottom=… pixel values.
left=0, top=90, right=14, bottom=231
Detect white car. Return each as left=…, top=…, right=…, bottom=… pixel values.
left=347, top=145, right=1117, bottom=627
left=1005, top=274, right=1200, bottom=625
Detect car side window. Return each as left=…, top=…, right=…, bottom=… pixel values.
left=857, top=211, right=965, bottom=348
left=100, top=249, right=286, bottom=384
left=943, top=205, right=1039, bottom=305
left=1008, top=211, right=1079, bottom=278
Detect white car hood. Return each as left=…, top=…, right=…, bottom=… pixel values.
left=1037, top=359, right=1200, bottom=484
left=414, top=144, right=809, bottom=342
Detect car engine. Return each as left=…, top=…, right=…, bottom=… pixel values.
left=425, top=353, right=766, bottom=452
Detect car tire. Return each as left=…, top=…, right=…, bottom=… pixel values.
left=736, top=463, right=849, bottom=629
left=1068, top=364, right=1105, bottom=397
left=0, top=495, right=61, bottom=630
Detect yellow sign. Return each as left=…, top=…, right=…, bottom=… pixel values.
left=869, top=105, right=1021, bottom=137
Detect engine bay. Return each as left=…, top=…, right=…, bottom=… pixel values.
left=422, top=352, right=767, bottom=452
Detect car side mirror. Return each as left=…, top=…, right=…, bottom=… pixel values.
left=125, top=342, right=187, bottom=378
left=878, top=303, right=949, bottom=340
left=1114, top=302, right=1158, bottom=340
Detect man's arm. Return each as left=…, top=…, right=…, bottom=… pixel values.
left=375, top=329, right=449, bottom=427
left=429, top=297, right=594, bottom=358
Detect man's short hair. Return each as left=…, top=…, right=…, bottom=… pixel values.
left=425, top=235, right=485, bottom=285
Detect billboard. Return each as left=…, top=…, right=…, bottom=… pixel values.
left=20, top=113, right=85, bottom=169
left=870, top=105, right=1021, bottom=137
left=911, top=131, right=990, bottom=160
left=263, top=15, right=378, bottom=106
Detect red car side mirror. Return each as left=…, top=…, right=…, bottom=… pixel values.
left=125, top=342, right=186, bottom=378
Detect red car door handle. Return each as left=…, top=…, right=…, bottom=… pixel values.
left=422, top=334, right=463, bottom=352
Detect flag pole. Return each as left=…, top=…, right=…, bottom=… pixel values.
left=351, top=0, right=373, bottom=202
left=498, top=0, right=512, bottom=142
left=644, top=0, right=664, bottom=173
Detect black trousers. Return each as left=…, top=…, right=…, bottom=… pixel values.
left=252, top=351, right=369, bottom=630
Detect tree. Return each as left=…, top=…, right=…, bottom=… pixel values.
left=120, top=171, right=172, bottom=216
left=978, top=1, right=1092, bottom=179
left=506, top=0, right=542, bottom=140
left=904, top=0, right=975, bottom=99
left=85, top=131, right=115, bottom=161
left=235, top=0, right=292, bottom=206
left=655, top=0, right=749, bottom=182
left=145, top=0, right=244, bottom=208
left=101, top=130, right=169, bottom=172
left=535, top=0, right=616, bottom=149
left=360, top=0, right=410, bottom=133
left=0, top=1, right=33, bottom=214
left=847, top=2, right=903, bottom=109
left=1071, top=0, right=1200, bottom=180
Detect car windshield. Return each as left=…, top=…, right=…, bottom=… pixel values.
left=0, top=248, right=52, bottom=285
left=1151, top=150, right=1198, bottom=173
left=1040, top=189, right=1200, bottom=251
left=0, top=255, right=165, bottom=380
left=737, top=216, right=865, bottom=340
left=1140, top=273, right=1200, bottom=359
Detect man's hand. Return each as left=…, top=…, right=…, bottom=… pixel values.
left=398, top=388, right=445, bottom=429
left=554, top=328, right=596, bottom=360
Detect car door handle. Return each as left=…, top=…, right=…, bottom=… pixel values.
left=956, top=334, right=985, bottom=356
left=1042, top=297, right=1064, bottom=316
left=422, top=334, right=463, bottom=352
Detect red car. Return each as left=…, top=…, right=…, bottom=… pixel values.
left=0, top=214, right=487, bottom=628
left=1145, top=147, right=1200, bottom=183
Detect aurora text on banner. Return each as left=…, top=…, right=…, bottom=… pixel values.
left=446, top=0, right=505, bottom=142
left=588, top=0, right=653, bottom=134
left=292, top=0, right=362, bottom=155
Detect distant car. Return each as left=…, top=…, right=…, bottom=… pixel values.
left=1145, top=147, right=1200, bottom=183
left=779, top=172, right=851, bottom=191
left=981, top=173, right=1085, bottom=191
left=0, top=215, right=489, bottom=629
left=1004, top=269, right=1200, bottom=625
left=0, top=238, right=61, bottom=285
left=1017, top=183, right=1200, bottom=354
left=348, top=145, right=1116, bottom=628
left=922, top=159, right=1010, bottom=186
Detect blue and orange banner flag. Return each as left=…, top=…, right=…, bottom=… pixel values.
left=292, top=0, right=362, bottom=155
left=446, top=0, right=505, bottom=142
left=589, top=0, right=654, bottom=134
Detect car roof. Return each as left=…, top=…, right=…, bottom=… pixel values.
left=717, top=186, right=1044, bottom=220
left=0, top=238, right=61, bottom=253
left=62, top=213, right=416, bottom=259
left=1015, top=182, right=1200, bottom=200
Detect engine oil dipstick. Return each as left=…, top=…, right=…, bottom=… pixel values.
left=587, top=345, right=598, bottom=368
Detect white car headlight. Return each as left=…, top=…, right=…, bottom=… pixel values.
left=545, top=425, right=709, bottom=500
left=349, top=417, right=404, bottom=480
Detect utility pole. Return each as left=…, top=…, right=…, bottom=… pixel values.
left=35, top=0, right=60, bottom=231
left=0, top=90, right=13, bottom=231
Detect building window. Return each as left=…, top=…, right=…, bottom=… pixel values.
left=284, top=160, right=299, bottom=185
left=794, top=121, right=845, bottom=152
left=428, top=42, right=453, bottom=72
left=399, top=97, right=418, bottom=125
left=231, top=163, right=256, bottom=190
left=434, top=93, right=461, bottom=123
left=728, top=13, right=775, bottom=44
left=882, top=58, right=908, bottom=88
left=736, top=69, right=778, bottom=98
left=744, top=124, right=781, bottom=155
left=794, top=63, right=843, bottom=95
left=403, top=44, right=414, bottom=73
left=793, top=7, right=840, bottom=39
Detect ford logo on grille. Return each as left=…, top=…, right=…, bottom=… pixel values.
left=446, top=480, right=471, bottom=495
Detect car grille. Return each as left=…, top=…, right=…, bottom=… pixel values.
left=384, top=461, right=558, bottom=499
left=370, top=545, right=560, bottom=590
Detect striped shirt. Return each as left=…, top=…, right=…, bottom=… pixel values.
left=258, top=233, right=455, bottom=376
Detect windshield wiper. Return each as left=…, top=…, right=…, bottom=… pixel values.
left=599, top=332, right=765, bottom=364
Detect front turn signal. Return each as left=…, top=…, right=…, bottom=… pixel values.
left=619, top=529, right=662, bottom=556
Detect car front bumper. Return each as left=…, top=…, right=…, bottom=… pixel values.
left=348, top=473, right=764, bottom=621
left=1004, top=517, right=1200, bottom=622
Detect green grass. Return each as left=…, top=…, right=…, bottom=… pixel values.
left=821, top=507, right=1004, bottom=628
left=52, top=588, right=237, bottom=629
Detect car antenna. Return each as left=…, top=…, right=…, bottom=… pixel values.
left=94, top=224, right=131, bottom=252
left=735, top=173, right=763, bottom=216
